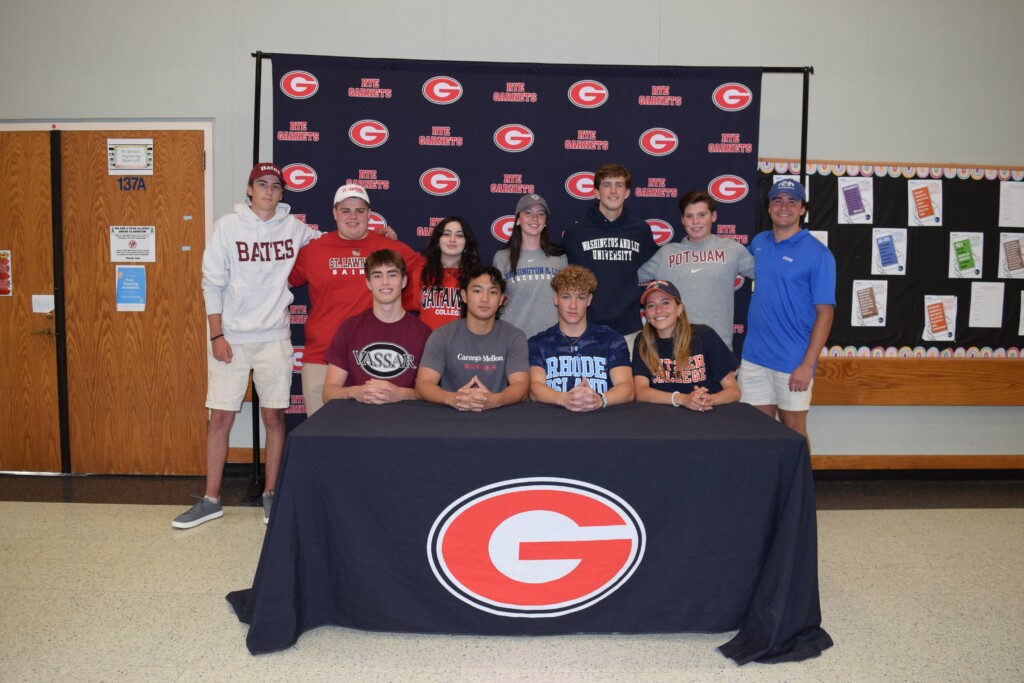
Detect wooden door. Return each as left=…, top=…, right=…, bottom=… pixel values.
left=61, top=130, right=207, bottom=474
left=0, top=132, right=61, bottom=472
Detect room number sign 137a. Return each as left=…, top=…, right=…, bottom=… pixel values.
left=117, top=177, right=147, bottom=191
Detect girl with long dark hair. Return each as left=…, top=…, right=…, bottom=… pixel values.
left=419, top=216, right=481, bottom=329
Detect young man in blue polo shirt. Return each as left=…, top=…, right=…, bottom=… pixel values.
left=740, top=179, right=835, bottom=446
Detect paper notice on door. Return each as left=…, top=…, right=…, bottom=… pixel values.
left=116, top=265, right=147, bottom=312
left=110, top=226, right=156, bottom=263
left=107, top=138, right=154, bottom=176
left=0, top=249, right=11, bottom=297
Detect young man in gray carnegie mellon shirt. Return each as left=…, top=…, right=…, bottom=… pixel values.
left=415, top=265, right=529, bottom=411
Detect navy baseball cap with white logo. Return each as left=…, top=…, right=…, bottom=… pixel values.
left=768, top=178, right=806, bottom=202
left=640, top=280, right=682, bottom=305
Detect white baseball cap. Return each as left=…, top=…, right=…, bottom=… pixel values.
left=333, top=184, right=371, bottom=206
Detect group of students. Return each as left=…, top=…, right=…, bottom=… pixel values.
left=173, top=161, right=835, bottom=529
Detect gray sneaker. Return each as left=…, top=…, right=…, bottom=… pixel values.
left=172, top=496, right=223, bottom=529
left=262, top=491, right=274, bottom=525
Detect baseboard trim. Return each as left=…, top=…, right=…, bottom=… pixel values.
left=812, top=455, right=1024, bottom=470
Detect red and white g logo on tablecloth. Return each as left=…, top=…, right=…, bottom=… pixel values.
left=428, top=478, right=645, bottom=617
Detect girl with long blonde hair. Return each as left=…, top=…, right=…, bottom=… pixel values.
left=632, top=280, right=740, bottom=411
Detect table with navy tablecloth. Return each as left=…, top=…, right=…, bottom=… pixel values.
left=227, top=400, right=832, bottom=664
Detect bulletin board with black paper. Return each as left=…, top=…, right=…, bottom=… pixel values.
left=757, top=161, right=1024, bottom=358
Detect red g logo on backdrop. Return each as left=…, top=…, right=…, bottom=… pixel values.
left=292, top=346, right=304, bottom=373
left=280, top=71, right=319, bottom=99
left=494, top=124, right=534, bottom=153
left=568, top=80, right=609, bottom=109
left=368, top=212, right=387, bottom=233
left=646, top=219, right=674, bottom=246
left=420, top=168, right=460, bottom=196
left=423, top=76, right=463, bottom=105
left=428, top=478, right=645, bottom=617
left=349, top=120, right=389, bottom=148
left=708, top=175, right=748, bottom=203
left=491, top=215, right=515, bottom=243
left=734, top=274, right=745, bottom=291
left=639, top=128, right=678, bottom=157
left=281, top=164, right=317, bottom=192
left=712, top=83, right=753, bottom=111
left=565, top=172, right=595, bottom=200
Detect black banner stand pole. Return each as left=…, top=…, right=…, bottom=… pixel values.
left=244, top=51, right=267, bottom=503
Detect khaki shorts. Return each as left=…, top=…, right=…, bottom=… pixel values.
left=206, top=339, right=293, bottom=411
left=738, top=359, right=813, bottom=412
left=301, top=362, right=328, bottom=416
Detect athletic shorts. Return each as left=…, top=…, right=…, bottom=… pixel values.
left=738, top=359, right=813, bottom=412
left=206, top=339, right=293, bottom=411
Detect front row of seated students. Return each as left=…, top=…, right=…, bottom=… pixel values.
left=322, top=250, right=739, bottom=412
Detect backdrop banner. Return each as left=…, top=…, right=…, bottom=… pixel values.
left=271, top=53, right=762, bottom=419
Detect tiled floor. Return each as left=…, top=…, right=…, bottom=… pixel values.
left=1, top=473, right=1022, bottom=682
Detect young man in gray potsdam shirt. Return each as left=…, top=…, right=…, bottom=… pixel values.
left=638, top=190, right=754, bottom=350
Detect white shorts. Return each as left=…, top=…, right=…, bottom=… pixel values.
left=738, top=359, right=813, bottom=412
left=300, top=362, right=328, bottom=417
left=206, top=339, right=293, bottom=411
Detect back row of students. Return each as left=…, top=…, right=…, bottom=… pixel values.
left=173, top=161, right=834, bottom=529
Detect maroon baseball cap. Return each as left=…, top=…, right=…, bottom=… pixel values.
left=248, top=162, right=283, bottom=184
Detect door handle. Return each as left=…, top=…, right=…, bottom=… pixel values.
left=31, top=328, right=55, bottom=336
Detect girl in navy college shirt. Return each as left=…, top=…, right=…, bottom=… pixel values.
left=631, top=280, right=740, bottom=411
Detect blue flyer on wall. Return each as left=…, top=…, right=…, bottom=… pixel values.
left=116, top=265, right=146, bottom=312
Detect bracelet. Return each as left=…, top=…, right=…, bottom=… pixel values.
left=210, top=334, right=224, bottom=342
left=670, top=391, right=680, bottom=407
left=599, top=392, right=608, bottom=409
